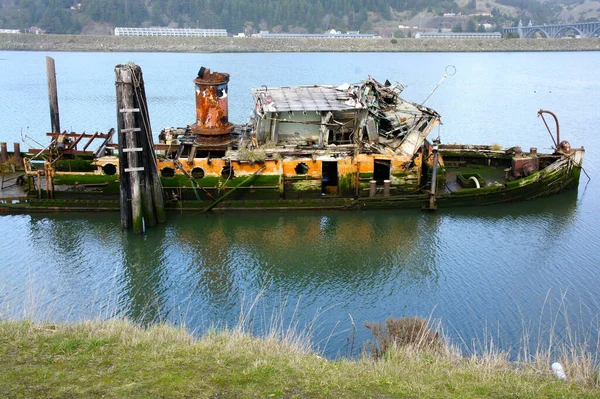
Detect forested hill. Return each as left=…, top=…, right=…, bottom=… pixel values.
left=0, top=0, right=597, bottom=35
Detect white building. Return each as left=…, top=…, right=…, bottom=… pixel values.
left=253, top=32, right=376, bottom=38
left=114, top=27, right=227, bottom=37
left=415, top=32, right=501, bottom=39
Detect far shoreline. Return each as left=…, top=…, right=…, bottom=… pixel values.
left=1, top=33, right=599, bottom=53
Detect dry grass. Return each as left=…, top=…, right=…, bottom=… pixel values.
left=0, top=156, right=23, bottom=173
left=237, top=146, right=267, bottom=164
left=364, top=317, right=443, bottom=358
left=1, top=316, right=599, bottom=398
left=1, top=287, right=599, bottom=397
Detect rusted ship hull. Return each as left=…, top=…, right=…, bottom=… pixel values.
left=1, top=145, right=584, bottom=214
left=0, top=63, right=585, bottom=219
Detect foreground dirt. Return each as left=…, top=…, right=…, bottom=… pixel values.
left=1, top=34, right=599, bottom=53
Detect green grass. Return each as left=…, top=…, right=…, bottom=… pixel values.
left=1, top=319, right=599, bottom=398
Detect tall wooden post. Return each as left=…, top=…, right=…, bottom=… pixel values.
left=115, top=65, right=144, bottom=233
left=13, top=143, right=22, bottom=166
left=45, top=57, right=61, bottom=134
left=130, top=64, right=166, bottom=225
left=0, top=142, right=7, bottom=162
left=115, top=63, right=166, bottom=233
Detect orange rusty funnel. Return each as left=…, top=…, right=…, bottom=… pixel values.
left=191, top=67, right=234, bottom=136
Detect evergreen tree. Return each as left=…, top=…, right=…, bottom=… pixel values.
left=466, top=18, right=477, bottom=32
left=0, top=0, right=557, bottom=35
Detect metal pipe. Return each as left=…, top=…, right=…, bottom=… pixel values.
left=427, top=139, right=440, bottom=210
left=537, top=109, right=560, bottom=149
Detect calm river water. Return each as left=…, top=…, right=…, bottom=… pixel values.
left=1, top=50, right=599, bottom=357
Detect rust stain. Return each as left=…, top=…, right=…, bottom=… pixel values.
left=191, top=68, right=234, bottom=135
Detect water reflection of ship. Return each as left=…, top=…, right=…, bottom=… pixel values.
left=178, top=224, right=239, bottom=307
left=171, top=190, right=580, bottom=295
left=19, top=189, right=579, bottom=324
left=173, top=211, right=437, bottom=293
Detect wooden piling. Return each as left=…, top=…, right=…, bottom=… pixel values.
left=115, top=63, right=166, bottom=233
left=116, top=109, right=131, bottom=230
left=115, top=65, right=144, bottom=233
left=13, top=143, right=22, bottom=166
left=45, top=57, right=61, bottom=134
left=0, top=142, right=7, bottom=162
left=130, top=65, right=166, bottom=225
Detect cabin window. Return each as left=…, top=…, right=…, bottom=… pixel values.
left=221, top=165, right=235, bottom=179
left=191, top=167, right=205, bottom=179
left=196, top=150, right=226, bottom=158
left=374, top=160, right=391, bottom=184
left=102, top=163, right=117, bottom=176
left=295, top=162, right=309, bottom=175
left=161, top=167, right=176, bottom=179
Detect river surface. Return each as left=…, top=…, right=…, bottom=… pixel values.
left=1, top=50, right=599, bottom=357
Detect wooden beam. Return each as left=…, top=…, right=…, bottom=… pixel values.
left=66, top=131, right=87, bottom=151
left=45, top=57, right=60, bottom=134
left=82, top=131, right=100, bottom=151
left=46, top=132, right=111, bottom=138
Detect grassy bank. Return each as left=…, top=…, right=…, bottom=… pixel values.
left=1, top=319, right=599, bottom=398
left=1, top=33, right=600, bottom=53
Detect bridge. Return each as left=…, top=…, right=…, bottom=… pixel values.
left=503, top=21, right=600, bottom=38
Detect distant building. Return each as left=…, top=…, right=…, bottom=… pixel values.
left=415, top=32, right=501, bottom=39
left=28, top=26, right=45, bottom=34
left=114, top=27, right=227, bottom=37
left=253, top=32, right=377, bottom=38
left=0, top=29, right=20, bottom=34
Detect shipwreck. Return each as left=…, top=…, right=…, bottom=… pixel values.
left=0, top=59, right=585, bottom=233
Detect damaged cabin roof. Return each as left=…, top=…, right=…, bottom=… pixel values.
left=252, top=85, right=363, bottom=113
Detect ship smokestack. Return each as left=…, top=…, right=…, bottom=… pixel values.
left=191, top=67, right=234, bottom=135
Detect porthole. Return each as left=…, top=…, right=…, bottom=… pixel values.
left=191, top=167, right=205, bottom=179
left=160, top=167, right=176, bottom=179
left=295, top=162, right=309, bottom=175
left=102, top=163, right=117, bottom=176
left=221, top=165, right=235, bottom=179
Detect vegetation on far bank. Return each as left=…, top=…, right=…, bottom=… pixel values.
left=1, top=318, right=599, bottom=398
left=0, top=0, right=576, bottom=37
left=1, top=33, right=599, bottom=53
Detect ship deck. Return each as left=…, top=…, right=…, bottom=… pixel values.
left=444, top=165, right=507, bottom=193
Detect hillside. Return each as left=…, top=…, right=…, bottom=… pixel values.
left=0, top=0, right=598, bottom=36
